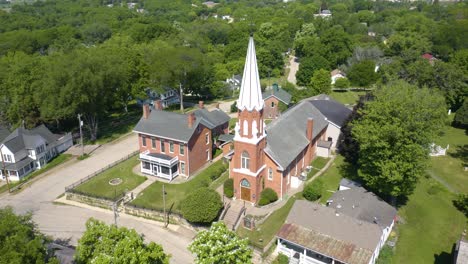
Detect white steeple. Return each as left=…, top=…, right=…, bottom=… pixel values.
left=237, top=37, right=264, bottom=112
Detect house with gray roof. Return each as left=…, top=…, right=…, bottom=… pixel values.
left=0, top=125, right=73, bottom=182
left=262, top=83, right=292, bottom=119
left=133, top=100, right=230, bottom=180
left=277, top=200, right=388, bottom=264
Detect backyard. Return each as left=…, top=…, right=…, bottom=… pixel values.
left=130, top=159, right=228, bottom=213
left=330, top=90, right=366, bottom=105
left=73, top=156, right=147, bottom=200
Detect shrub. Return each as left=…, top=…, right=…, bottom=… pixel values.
left=272, top=253, right=289, bottom=264
left=303, top=179, right=324, bottom=201
left=453, top=194, right=468, bottom=217
left=209, top=164, right=227, bottom=181
left=258, top=188, right=278, bottom=206
left=181, top=188, right=223, bottom=224
left=230, top=101, right=238, bottom=113
left=334, top=78, right=350, bottom=88
left=224, top=178, right=234, bottom=198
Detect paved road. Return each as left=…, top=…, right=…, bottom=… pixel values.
left=0, top=133, right=194, bottom=263
left=287, top=55, right=299, bottom=85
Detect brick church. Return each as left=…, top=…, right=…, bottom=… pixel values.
left=227, top=37, right=351, bottom=204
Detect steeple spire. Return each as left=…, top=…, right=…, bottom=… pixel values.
left=237, top=37, right=264, bottom=112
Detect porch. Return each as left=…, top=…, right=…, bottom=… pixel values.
left=139, top=152, right=179, bottom=181
left=277, top=238, right=343, bottom=264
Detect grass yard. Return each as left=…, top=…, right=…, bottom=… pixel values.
left=130, top=159, right=228, bottom=213
left=0, top=154, right=73, bottom=194
left=393, top=177, right=466, bottom=264
left=307, top=156, right=330, bottom=180
left=318, top=156, right=348, bottom=204
left=330, top=90, right=366, bottom=105
left=229, top=118, right=238, bottom=130
left=73, top=156, right=146, bottom=200
left=237, top=194, right=300, bottom=249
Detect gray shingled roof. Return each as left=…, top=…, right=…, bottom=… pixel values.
left=1, top=125, right=65, bottom=154
left=194, top=109, right=230, bottom=130
left=133, top=108, right=229, bottom=143
left=218, top=134, right=234, bottom=142
left=262, top=87, right=292, bottom=105
left=277, top=200, right=381, bottom=264
left=317, top=140, right=332, bottom=148
left=264, top=100, right=329, bottom=169
left=306, top=94, right=352, bottom=128
left=339, top=178, right=362, bottom=189
left=4, top=157, right=33, bottom=171
left=329, top=187, right=397, bottom=229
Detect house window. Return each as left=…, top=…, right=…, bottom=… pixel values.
left=3, top=154, right=11, bottom=162
left=268, top=168, right=273, bottom=181
left=160, top=140, right=165, bottom=152
left=180, top=144, right=185, bottom=155
left=142, top=136, right=147, bottom=147
left=169, top=142, right=174, bottom=153
left=180, top=162, right=186, bottom=175
left=241, top=151, right=250, bottom=170
left=206, top=150, right=210, bottom=161
left=328, top=137, right=333, bottom=142
left=205, top=133, right=210, bottom=145
left=142, top=161, right=151, bottom=170
left=151, top=138, right=156, bottom=149
left=271, top=101, right=275, bottom=108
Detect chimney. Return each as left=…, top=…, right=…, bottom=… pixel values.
left=154, top=100, right=163, bottom=111
left=215, top=103, right=220, bottom=109
left=306, top=118, right=314, bottom=141
left=187, top=113, right=196, bottom=128
left=199, top=100, right=204, bottom=109
left=143, top=104, right=151, bottom=119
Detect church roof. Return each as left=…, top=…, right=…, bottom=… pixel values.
left=237, top=37, right=264, bottom=112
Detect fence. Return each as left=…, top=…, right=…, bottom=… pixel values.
left=123, top=203, right=191, bottom=226
left=65, top=150, right=139, bottom=192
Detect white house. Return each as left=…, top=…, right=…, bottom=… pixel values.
left=226, top=74, right=242, bottom=90
left=0, top=125, right=73, bottom=182
left=330, top=69, right=346, bottom=85
left=137, top=87, right=180, bottom=109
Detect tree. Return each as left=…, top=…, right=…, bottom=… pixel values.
left=334, top=78, right=350, bottom=88
left=454, top=99, right=468, bottom=128
left=309, top=69, right=331, bottom=95
left=351, top=82, right=446, bottom=200
left=347, top=60, right=378, bottom=87
left=189, top=222, right=252, bottom=264
left=0, top=206, right=58, bottom=264
left=303, top=179, right=324, bottom=201
left=75, top=218, right=169, bottom=264
left=180, top=187, right=223, bottom=224
left=258, top=188, right=278, bottom=206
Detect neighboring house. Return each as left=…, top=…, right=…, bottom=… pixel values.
left=277, top=200, right=386, bottom=264
left=225, top=37, right=352, bottom=204
left=455, top=236, right=468, bottom=264
left=136, top=87, right=180, bottom=109
left=202, top=1, right=219, bottom=8
left=133, top=100, right=229, bottom=181
left=314, top=9, right=332, bottom=19
left=327, top=181, right=398, bottom=244
left=330, top=69, right=346, bottom=85
left=262, top=83, right=292, bottom=119
left=421, top=53, right=437, bottom=65
left=0, top=125, right=73, bottom=182
left=226, top=74, right=242, bottom=90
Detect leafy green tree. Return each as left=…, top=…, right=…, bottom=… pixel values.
left=258, top=188, right=278, bottom=206
left=310, top=69, right=331, bottom=95
left=347, top=60, right=378, bottom=87
left=334, top=78, right=350, bottom=88
left=180, top=187, right=223, bottom=224
left=296, top=56, right=330, bottom=87
left=454, top=99, right=468, bottom=128
left=453, top=194, right=468, bottom=217
left=351, top=82, right=446, bottom=200
left=75, top=218, right=169, bottom=264
left=303, top=179, right=324, bottom=201
left=0, top=206, right=58, bottom=264
left=189, top=222, right=252, bottom=264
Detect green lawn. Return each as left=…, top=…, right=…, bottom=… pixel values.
left=318, top=156, right=348, bottom=204
left=130, top=160, right=228, bottom=213
left=307, top=156, right=330, bottom=180
left=393, top=177, right=466, bottom=264
left=330, top=91, right=366, bottom=105
left=210, top=172, right=228, bottom=190
left=74, top=156, right=146, bottom=200
left=0, top=154, right=73, bottom=194
left=229, top=118, right=238, bottom=130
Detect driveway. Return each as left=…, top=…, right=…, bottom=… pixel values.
left=0, top=133, right=194, bottom=263
left=287, top=55, right=299, bottom=85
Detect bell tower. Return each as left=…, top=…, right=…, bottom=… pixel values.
left=230, top=37, right=267, bottom=204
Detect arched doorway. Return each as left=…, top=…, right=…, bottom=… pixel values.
left=240, top=178, right=251, bottom=202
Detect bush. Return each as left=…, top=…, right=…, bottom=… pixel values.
left=230, top=101, right=238, bottom=113
left=258, top=188, right=278, bottom=206
left=224, top=178, right=234, bottom=198
left=334, top=78, right=350, bottom=88
left=453, top=194, right=468, bottom=217
left=303, top=179, right=324, bottom=201
left=181, top=188, right=223, bottom=224
left=209, top=164, right=227, bottom=181
left=272, top=253, right=289, bottom=264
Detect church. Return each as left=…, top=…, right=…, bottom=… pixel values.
left=225, top=37, right=351, bottom=204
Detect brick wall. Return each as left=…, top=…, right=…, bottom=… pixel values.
left=263, top=97, right=280, bottom=119
left=187, top=124, right=212, bottom=176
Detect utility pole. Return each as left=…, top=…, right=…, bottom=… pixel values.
left=77, top=114, right=84, bottom=157
left=0, top=147, right=11, bottom=193
left=163, top=184, right=167, bottom=227
left=113, top=189, right=118, bottom=226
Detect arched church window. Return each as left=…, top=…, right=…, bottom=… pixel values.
left=241, top=151, right=250, bottom=170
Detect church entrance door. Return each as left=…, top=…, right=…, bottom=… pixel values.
left=240, top=179, right=251, bottom=202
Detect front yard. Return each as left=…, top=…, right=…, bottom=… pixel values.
left=73, top=156, right=147, bottom=200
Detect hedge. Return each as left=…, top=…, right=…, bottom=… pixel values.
left=303, top=179, right=324, bottom=201
left=258, top=188, right=278, bottom=206
left=224, top=178, right=234, bottom=198
left=180, top=187, right=223, bottom=224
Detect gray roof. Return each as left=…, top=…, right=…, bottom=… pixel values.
left=329, top=187, right=397, bottom=229
left=218, top=134, right=234, bottom=142
left=306, top=95, right=352, bottom=128
left=5, top=156, right=33, bottom=171
left=2, top=126, right=58, bottom=153
left=456, top=239, right=468, bottom=264
left=317, top=140, right=332, bottom=148
left=0, top=125, right=9, bottom=142
left=147, top=152, right=173, bottom=161
left=339, top=178, right=362, bottom=189
left=31, top=125, right=60, bottom=144
left=262, top=86, right=292, bottom=105
left=194, top=109, right=230, bottom=130
left=278, top=200, right=381, bottom=264
left=134, top=108, right=229, bottom=143
left=264, top=100, right=329, bottom=169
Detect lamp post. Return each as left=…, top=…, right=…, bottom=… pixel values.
left=0, top=147, right=11, bottom=193
left=77, top=114, right=84, bottom=157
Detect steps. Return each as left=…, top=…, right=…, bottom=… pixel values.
left=221, top=202, right=244, bottom=230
